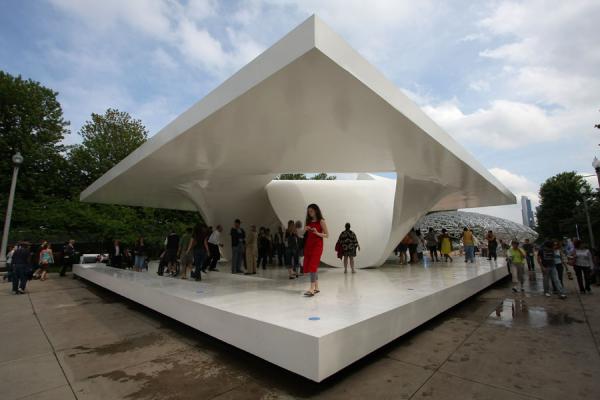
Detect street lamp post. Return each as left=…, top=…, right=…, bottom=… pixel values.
left=0, top=152, right=24, bottom=270
left=593, top=157, right=600, bottom=190
left=576, top=186, right=595, bottom=248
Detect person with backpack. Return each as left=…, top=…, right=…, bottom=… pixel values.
left=337, top=222, right=360, bottom=273
left=538, top=240, right=567, bottom=299
left=507, top=240, right=526, bottom=292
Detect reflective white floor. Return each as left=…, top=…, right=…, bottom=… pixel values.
left=74, top=258, right=507, bottom=381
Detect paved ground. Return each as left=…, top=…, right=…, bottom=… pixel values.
left=2, top=265, right=600, bottom=400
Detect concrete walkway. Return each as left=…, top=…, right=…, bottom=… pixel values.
left=1, top=266, right=599, bottom=399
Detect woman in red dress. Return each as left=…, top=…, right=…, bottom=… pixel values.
left=303, top=204, right=329, bottom=297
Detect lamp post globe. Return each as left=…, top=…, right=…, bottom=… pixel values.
left=580, top=187, right=587, bottom=195
left=12, top=152, right=24, bottom=166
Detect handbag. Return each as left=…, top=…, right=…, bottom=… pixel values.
left=335, top=240, right=342, bottom=259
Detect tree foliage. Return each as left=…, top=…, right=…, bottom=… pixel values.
left=0, top=71, right=69, bottom=199
left=536, top=171, right=597, bottom=244
left=0, top=70, right=199, bottom=255
left=276, top=173, right=337, bottom=180
left=69, top=108, right=148, bottom=189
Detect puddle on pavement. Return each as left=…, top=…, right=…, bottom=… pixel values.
left=69, top=332, right=164, bottom=357
left=487, top=299, right=584, bottom=328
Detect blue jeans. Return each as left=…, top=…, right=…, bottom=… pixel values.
left=464, top=245, right=475, bottom=262
left=12, top=264, right=28, bottom=292
left=287, top=248, right=299, bottom=273
left=134, top=255, right=145, bottom=269
left=232, top=244, right=244, bottom=273
left=193, top=249, right=206, bottom=279
left=543, top=265, right=565, bottom=295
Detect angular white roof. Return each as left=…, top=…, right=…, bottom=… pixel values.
left=81, top=15, right=514, bottom=212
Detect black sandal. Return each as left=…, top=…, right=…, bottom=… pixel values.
left=314, top=289, right=320, bottom=294
left=304, top=291, right=315, bottom=297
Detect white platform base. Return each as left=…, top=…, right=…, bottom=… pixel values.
left=74, top=259, right=507, bottom=382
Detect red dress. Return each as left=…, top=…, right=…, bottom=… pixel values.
left=303, top=220, right=323, bottom=273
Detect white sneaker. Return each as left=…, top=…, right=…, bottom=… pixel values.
left=544, top=292, right=551, bottom=297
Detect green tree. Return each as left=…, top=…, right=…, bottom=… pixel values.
left=536, top=172, right=593, bottom=241
left=0, top=71, right=70, bottom=199
left=312, top=172, right=336, bottom=180
left=276, top=173, right=336, bottom=180
left=69, top=108, right=148, bottom=190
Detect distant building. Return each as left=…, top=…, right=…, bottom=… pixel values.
left=521, top=196, right=535, bottom=228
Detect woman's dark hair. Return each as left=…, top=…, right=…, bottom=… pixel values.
left=573, top=239, right=583, bottom=249
left=306, top=203, right=323, bottom=224
left=287, top=220, right=295, bottom=233
left=193, top=224, right=207, bottom=241
left=345, top=222, right=351, bottom=230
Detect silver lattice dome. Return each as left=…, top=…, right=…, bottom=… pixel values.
left=415, top=211, right=538, bottom=243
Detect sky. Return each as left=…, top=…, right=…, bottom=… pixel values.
left=1, top=0, right=599, bottom=223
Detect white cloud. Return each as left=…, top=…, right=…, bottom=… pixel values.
left=478, top=0, right=600, bottom=108
left=49, top=0, right=174, bottom=38
left=468, top=80, right=490, bottom=92
left=423, top=100, right=560, bottom=149
left=489, top=167, right=539, bottom=204
left=152, top=48, right=178, bottom=70
left=48, top=0, right=264, bottom=77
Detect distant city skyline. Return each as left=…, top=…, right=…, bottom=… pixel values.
left=521, top=196, right=535, bottom=228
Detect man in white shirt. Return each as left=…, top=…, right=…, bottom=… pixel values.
left=207, top=225, right=223, bottom=271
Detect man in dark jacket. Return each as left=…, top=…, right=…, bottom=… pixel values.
left=60, top=239, right=75, bottom=276
left=11, top=242, right=31, bottom=294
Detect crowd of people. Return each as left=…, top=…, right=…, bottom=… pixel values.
left=141, top=204, right=335, bottom=297
left=4, top=239, right=76, bottom=294
left=5, top=205, right=599, bottom=299
left=394, top=225, right=599, bottom=299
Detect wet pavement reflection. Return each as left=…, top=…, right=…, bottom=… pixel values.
left=488, top=299, right=584, bottom=328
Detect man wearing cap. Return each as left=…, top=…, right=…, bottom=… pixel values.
left=230, top=219, right=246, bottom=274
